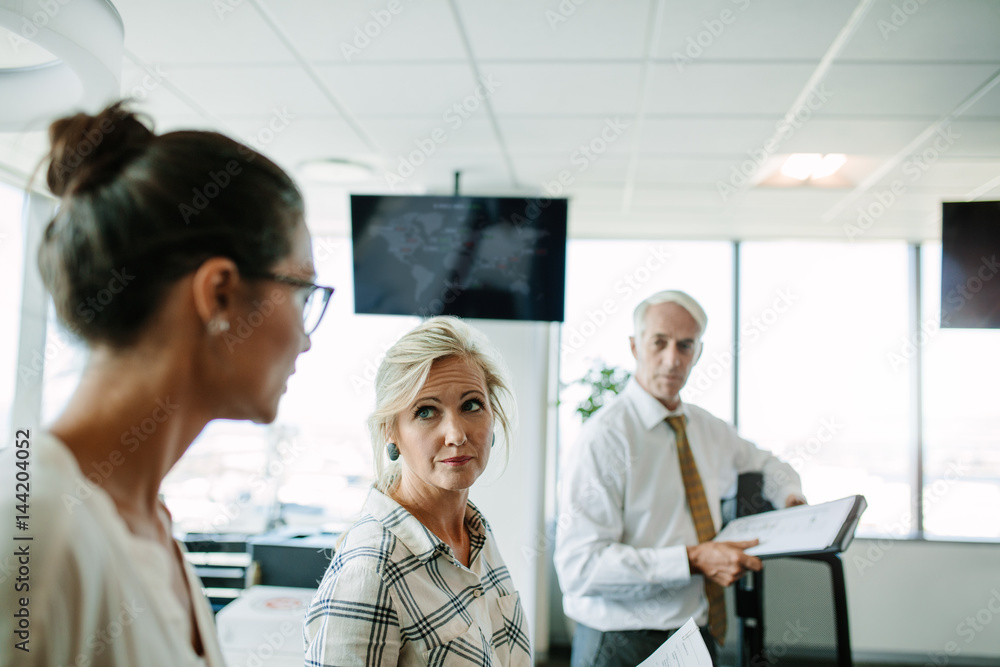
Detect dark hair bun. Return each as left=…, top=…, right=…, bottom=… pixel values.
left=46, top=101, right=153, bottom=197
left=38, top=99, right=303, bottom=348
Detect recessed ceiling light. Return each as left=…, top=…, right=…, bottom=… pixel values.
left=780, top=153, right=848, bottom=181
left=781, top=154, right=823, bottom=180
left=298, top=158, right=374, bottom=183
left=810, top=154, right=847, bottom=180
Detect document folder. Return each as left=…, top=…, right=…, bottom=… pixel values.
left=712, top=495, right=867, bottom=559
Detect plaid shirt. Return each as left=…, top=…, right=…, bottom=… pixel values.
left=304, top=489, right=531, bottom=666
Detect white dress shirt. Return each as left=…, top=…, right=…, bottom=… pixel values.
left=0, top=432, right=225, bottom=667
left=554, top=378, right=802, bottom=632
left=304, top=488, right=531, bottom=666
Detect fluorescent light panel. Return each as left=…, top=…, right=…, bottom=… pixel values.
left=781, top=153, right=847, bottom=181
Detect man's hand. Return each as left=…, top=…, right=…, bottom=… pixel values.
left=785, top=494, right=807, bottom=507
left=687, top=540, right=762, bottom=587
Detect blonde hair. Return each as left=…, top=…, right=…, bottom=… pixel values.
left=369, top=317, right=515, bottom=493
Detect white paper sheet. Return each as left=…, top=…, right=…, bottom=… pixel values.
left=712, top=495, right=858, bottom=557
left=637, top=618, right=713, bottom=667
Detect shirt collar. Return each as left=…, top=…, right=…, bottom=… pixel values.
left=363, top=487, right=490, bottom=565
left=624, top=376, right=688, bottom=431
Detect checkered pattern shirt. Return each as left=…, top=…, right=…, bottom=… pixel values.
left=304, top=488, right=531, bottom=666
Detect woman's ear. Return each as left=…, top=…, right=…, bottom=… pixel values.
left=191, top=257, right=240, bottom=328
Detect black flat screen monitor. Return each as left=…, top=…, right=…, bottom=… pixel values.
left=351, top=194, right=567, bottom=322
left=941, top=200, right=1000, bottom=328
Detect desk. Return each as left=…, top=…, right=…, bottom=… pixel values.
left=216, top=585, right=314, bottom=666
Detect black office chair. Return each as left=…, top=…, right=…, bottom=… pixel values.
left=725, top=474, right=853, bottom=667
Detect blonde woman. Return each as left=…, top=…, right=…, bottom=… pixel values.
left=304, top=317, right=530, bottom=666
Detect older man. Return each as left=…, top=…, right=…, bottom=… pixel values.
left=554, top=290, right=806, bottom=667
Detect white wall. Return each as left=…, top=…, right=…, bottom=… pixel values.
left=845, top=538, right=1000, bottom=662
left=468, top=319, right=557, bottom=659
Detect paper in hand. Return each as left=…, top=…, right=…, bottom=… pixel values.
left=637, top=618, right=713, bottom=667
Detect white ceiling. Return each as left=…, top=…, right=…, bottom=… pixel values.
left=2, top=0, right=1000, bottom=241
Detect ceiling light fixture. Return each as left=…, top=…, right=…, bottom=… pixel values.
left=297, top=158, right=374, bottom=183
left=781, top=153, right=847, bottom=181
left=0, top=0, right=123, bottom=131
left=810, top=153, right=847, bottom=180
left=781, top=153, right=823, bottom=180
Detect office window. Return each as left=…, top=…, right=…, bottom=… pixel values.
left=738, top=242, right=911, bottom=536
left=559, top=240, right=734, bottom=460
left=0, top=183, right=25, bottom=435
left=920, top=242, right=1000, bottom=540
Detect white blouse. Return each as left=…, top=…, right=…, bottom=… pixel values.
left=0, top=432, right=225, bottom=666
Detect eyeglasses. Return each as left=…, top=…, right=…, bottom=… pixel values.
left=261, top=273, right=335, bottom=335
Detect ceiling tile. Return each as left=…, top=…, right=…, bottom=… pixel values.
left=114, top=0, right=294, bottom=65
left=817, top=63, right=1000, bottom=116
left=840, top=0, right=1000, bottom=62
left=480, top=63, right=642, bottom=115
left=316, top=64, right=488, bottom=116
left=646, top=63, right=818, bottom=115
left=265, top=0, right=467, bottom=63
left=638, top=118, right=776, bottom=155
left=657, top=0, right=856, bottom=61
left=455, top=0, right=649, bottom=60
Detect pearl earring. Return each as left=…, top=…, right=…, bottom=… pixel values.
left=208, top=317, right=229, bottom=334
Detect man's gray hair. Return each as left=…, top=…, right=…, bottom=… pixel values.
left=632, top=290, right=708, bottom=341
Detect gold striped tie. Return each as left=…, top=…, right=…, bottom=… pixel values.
left=666, top=415, right=726, bottom=645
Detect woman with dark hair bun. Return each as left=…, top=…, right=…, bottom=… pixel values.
left=0, top=101, right=334, bottom=666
